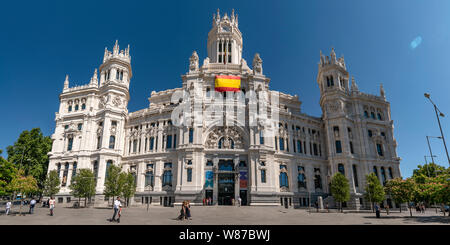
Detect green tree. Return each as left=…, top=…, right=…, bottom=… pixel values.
left=120, top=172, right=136, bottom=207
left=103, top=164, right=123, bottom=206
left=43, top=170, right=60, bottom=198
left=0, top=157, right=19, bottom=197
left=69, top=169, right=96, bottom=207
left=9, top=169, right=39, bottom=215
left=330, top=173, right=350, bottom=212
left=364, top=173, right=385, bottom=212
left=412, top=162, right=446, bottom=180
left=6, top=128, right=52, bottom=193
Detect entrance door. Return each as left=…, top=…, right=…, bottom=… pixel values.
left=239, top=190, right=247, bottom=206
left=218, top=173, right=235, bottom=205
left=205, top=190, right=213, bottom=205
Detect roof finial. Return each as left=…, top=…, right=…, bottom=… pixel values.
left=64, top=75, right=69, bottom=89
left=380, top=83, right=385, bottom=97
left=113, top=40, right=119, bottom=55
left=217, top=8, right=220, bottom=20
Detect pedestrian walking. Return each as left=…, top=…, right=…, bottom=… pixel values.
left=177, top=201, right=187, bottom=221
left=5, top=201, right=11, bottom=215
left=117, top=206, right=122, bottom=223
left=110, top=196, right=122, bottom=222
left=186, top=201, right=192, bottom=220
left=29, top=198, right=36, bottom=214
left=375, top=203, right=381, bottom=218
left=49, top=197, right=55, bottom=216
left=238, top=197, right=242, bottom=207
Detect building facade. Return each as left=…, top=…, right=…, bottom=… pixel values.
left=47, top=10, right=401, bottom=208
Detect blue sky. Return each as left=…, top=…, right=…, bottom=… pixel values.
left=1, top=0, right=449, bottom=177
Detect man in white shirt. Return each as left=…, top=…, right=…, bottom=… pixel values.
left=111, top=196, right=122, bottom=222
left=49, top=197, right=55, bottom=216
left=29, top=198, right=36, bottom=214
left=5, top=201, right=11, bottom=215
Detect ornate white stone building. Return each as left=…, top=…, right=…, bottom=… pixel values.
left=47, top=10, right=401, bottom=209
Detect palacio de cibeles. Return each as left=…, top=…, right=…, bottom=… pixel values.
left=46, top=9, right=401, bottom=210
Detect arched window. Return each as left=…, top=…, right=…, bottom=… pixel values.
left=380, top=167, right=387, bottom=185
left=297, top=140, right=302, bottom=153
left=108, top=136, right=115, bottom=149
left=120, top=71, right=123, bottom=81
left=388, top=167, right=394, bottom=179
left=373, top=166, right=378, bottom=177
left=150, top=137, right=155, bottom=150
left=333, top=126, right=340, bottom=137
left=75, top=104, right=79, bottom=111
left=67, top=137, right=73, bottom=151
left=330, top=76, right=334, bottom=86
left=352, top=165, right=359, bottom=187
left=377, top=113, right=382, bottom=120
left=81, top=103, right=86, bottom=110
left=68, top=105, right=72, bottom=112
left=279, top=172, right=289, bottom=188
left=298, top=166, right=306, bottom=188
left=338, top=164, right=345, bottom=175
left=364, top=111, right=369, bottom=118
left=72, top=162, right=77, bottom=177
left=279, top=138, right=285, bottom=151
left=259, top=130, right=264, bottom=145
left=57, top=163, right=61, bottom=178
left=326, top=76, right=330, bottom=87
left=62, top=162, right=69, bottom=186
left=371, top=112, right=376, bottom=119
left=261, top=169, right=266, bottom=183
left=116, top=70, right=120, bottom=80
left=105, top=160, right=113, bottom=179
left=376, top=143, right=384, bottom=156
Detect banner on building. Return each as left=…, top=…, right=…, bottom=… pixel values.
left=240, top=171, right=248, bottom=188
left=205, top=170, right=214, bottom=188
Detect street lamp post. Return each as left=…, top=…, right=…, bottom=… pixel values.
left=424, top=93, right=450, bottom=165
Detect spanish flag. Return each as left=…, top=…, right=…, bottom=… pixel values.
left=214, top=75, right=241, bottom=92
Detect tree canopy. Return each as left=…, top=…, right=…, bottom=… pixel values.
left=104, top=164, right=123, bottom=201
left=43, top=170, right=60, bottom=197
left=330, top=172, right=350, bottom=211
left=364, top=173, right=385, bottom=206
left=6, top=128, right=52, bottom=191
left=0, top=157, right=19, bottom=196
left=69, top=169, right=96, bottom=207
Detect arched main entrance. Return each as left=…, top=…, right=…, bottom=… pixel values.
left=218, top=160, right=235, bottom=205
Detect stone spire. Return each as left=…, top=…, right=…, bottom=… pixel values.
left=63, top=75, right=69, bottom=90
left=351, top=76, right=359, bottom=92
left=113, top=40, right=119, bottom=55
left=90, top=69, right=98, bottom=85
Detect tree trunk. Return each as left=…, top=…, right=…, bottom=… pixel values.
left=78, top=197, right=81, bottom=208
left=409, top=206, right=412, bottom=217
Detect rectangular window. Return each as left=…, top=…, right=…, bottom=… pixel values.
left=297, top=140, right=302, bottom=153
left=309, top=142, right=312, bottom=155
left=303, top=141, right=306, bottom=154
left=261, top=169, right=266, bottom=183
left=187, top=168, right=192, bottom=182
left=335, top=140, right=342, bottom=153
left=166, top=135, right=172, bottom=149
left=144, top=138, right=148, bottom=151
left=206, top=160, right=213, bottom=166
left=293, top=139, right=296, bottom=153
left=109, top=136, right=115, bottom=149
left=313, top=143, right=318, bottom=156
left=97, top=136, right=102, bottom=149
left=77, top=123, right=82, bottom=130
left=72, top=162, right=77, bottom=177
left=368, top=130, right=373, bottom=137
left=350, top=141, right=354, bottom=154
left=260, top=131, right=264, bottom=145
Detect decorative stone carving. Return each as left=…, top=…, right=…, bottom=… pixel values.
left=252, top=53, right=263, bottom=75
left=189, top=51, right=199, bottom=72
left=205, top=126, right=244, bottom=149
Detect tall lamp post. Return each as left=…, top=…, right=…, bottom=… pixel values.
left=426, top=136, right=442, bottom=163
left=424, top=93, right=450, bottom=165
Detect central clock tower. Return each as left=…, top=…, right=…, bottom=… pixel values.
left=207, top=9, right=243, bottom=64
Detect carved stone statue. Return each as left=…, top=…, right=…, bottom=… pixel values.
left=252, top=53, right=263, bottom=75
left=189, top=51, right=199, bottom=72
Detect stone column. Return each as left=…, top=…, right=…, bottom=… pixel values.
left=154, top=161, right=163, bottom=192
left=213, top=157, right=219, bottom=205
left=136, top=162, right=145, bottom=192
left=234, top=156, right=240, bottom=201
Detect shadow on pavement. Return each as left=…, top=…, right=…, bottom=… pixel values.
left=363, top=215, right=450, bottom=224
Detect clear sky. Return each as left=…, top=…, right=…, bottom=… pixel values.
left=1, top=0, right=449, bottom=177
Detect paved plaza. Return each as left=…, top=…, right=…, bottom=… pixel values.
left=1, top=205, right=449, bottom=225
